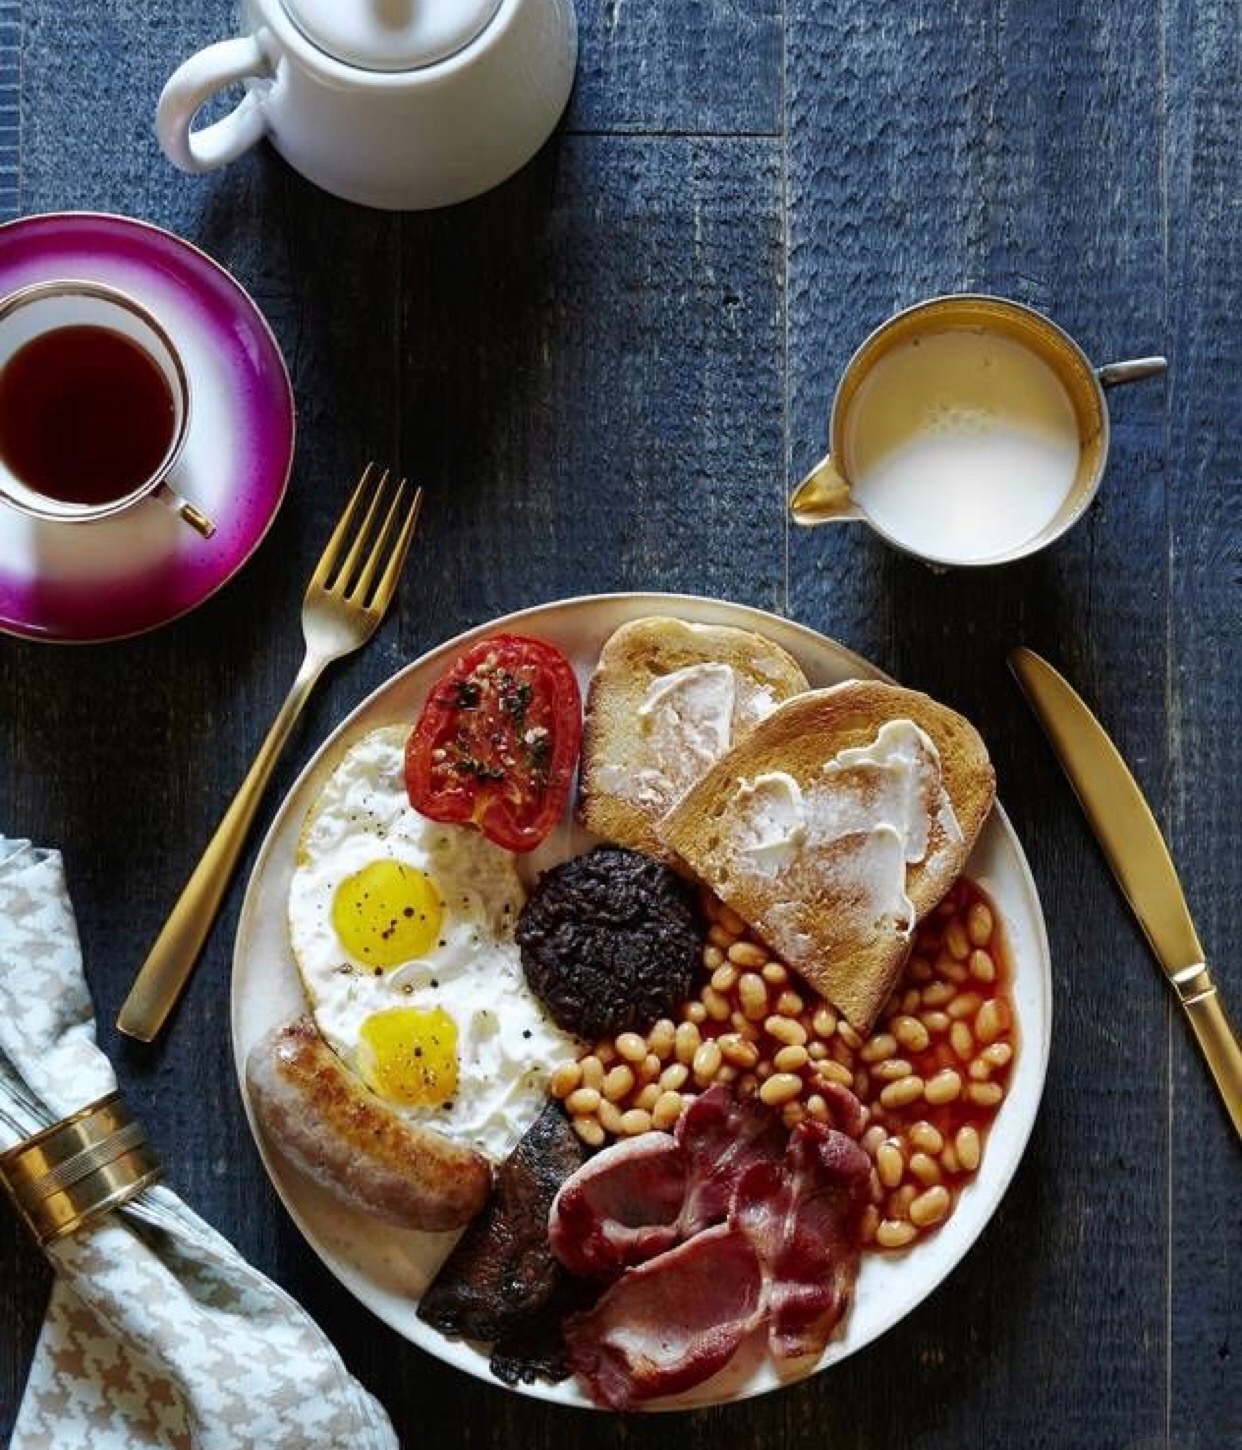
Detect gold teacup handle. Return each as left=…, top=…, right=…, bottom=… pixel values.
left=1096, top=355, right=1167, bottom=388
left=154, top=481, right=216, bottom=538
left=789, top=455, right=865, bottom=527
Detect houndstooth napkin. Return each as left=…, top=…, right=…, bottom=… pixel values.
left=0, top=837, right=398, bottom=1450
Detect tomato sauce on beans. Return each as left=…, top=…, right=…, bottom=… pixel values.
left=548, top=876, right=1017, bottom=1251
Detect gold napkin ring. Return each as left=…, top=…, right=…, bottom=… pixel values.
left=0, top=1091, right=162, bottom=1245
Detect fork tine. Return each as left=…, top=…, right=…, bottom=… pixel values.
left=330, top=467, right=389, bottom=593
left=349, top=478, right=406, bottom=604
left=366, top=483, right=423, bottom=617
left=307, top=462, right=376, bottom=593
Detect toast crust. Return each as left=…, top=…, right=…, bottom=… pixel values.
left=577, top=617, right=809, bottom=862
left=657, top=681, right=995, bottom=1031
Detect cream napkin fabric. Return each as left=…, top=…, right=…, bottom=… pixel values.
left=0, top=837, right=398, bottom=1450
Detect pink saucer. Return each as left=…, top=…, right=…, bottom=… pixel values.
left=0, top=213, right=295, bottom=642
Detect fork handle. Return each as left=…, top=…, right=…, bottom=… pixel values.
left=117, top=652, right=326, bottom=1042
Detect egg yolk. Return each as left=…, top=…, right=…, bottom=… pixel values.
left=332, top=860, right=442, bottom=969
left=358, top=1007, right=459, bottom=1107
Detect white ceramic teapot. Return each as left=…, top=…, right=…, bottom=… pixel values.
left=157, top=0, right=577, bottom=210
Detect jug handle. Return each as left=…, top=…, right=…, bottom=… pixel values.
left=1096, top=356, right=1167, bottom=388
left=157, top=36, right=271, bottom=175
left=789, top=455, right=864, bottom=526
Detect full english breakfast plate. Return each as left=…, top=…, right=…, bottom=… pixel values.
left=232, top=592, right=1052, bottom=1409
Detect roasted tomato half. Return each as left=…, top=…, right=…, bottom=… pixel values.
left=405, top=634, right=582, bottom=853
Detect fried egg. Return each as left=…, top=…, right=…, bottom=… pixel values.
left=288, top=725, right=578, bottom=1160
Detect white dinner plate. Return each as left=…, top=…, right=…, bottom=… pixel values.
left=232, top=592, right=1052, bottom=1410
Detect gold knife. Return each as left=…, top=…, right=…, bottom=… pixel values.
left=1009, top=646, right=1242, bottom=1143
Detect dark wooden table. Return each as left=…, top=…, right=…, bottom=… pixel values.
left=2, top=2, right=1240, bottom=1446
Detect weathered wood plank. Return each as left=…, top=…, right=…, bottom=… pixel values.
left=1163, top=0, right=1242, bottom=1441
left=785, top=2, right=1171, bottom=1446
left=569, top=0, right=782, bottom=135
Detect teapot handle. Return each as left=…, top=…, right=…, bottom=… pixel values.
left=157, top=36, right=271, bottom=174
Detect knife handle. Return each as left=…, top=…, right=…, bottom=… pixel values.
left=1174, top=964, right=1242, bottom=1144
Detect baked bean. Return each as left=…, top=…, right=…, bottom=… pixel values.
left=728, top=939, right=767, bottom=968
left=707, top=923, right=734, bottom=950
left=674, top=1021, right=701, bottom=1064
left=909, top=1121, right=944, bottom=1155
left=652, top=1091, right=684, bottom=1130
left=812, top=1005, right=838, bottom=1038
left=860, top=1033, right=898, bottom=1063
left=950, top=1022, right=974, bottom=1061
left=947, top=991, right=983, bottom=1021
left=781, top=1102, right=805, bottom=1129
left=944, top=921, right=970, bottom=960
left=889, top=1184, right=918, bottom=1219
left=921, top=981, right=955, bottom=1008
left=837, top=1021, right=863, bottom=1051
left=648, top=1018, right=676, bottom=1059
left=603, top=1065, right=635, bottom=1101
left=702, top=986, right=732, bottom=1022
left=684, top=1000, right=708, bottom=1025
left=738, top=972, right=768, bottom=1020
left=909, top=1152, right=942, bottom=1187
left=969, top=949, right=996, bottom=983
left=720, top=1034, right=759, bottom=1068
left=808, top=1040, right=829, bottom=1062
left=940, top=1142, right=960, bottom=1174
left=702, top=944, right=725, bottom=971
left=921, top=1009, right=951, bottom=1034
left=580, top=1056, right=605, bottom=1091
left=879, top=1075, right=925, bottom=1109
left=975, top=998, right=1010, bottom=1044
left=872, top=1058, right=913, bottom=1082
left=861, top=1124, right=887, bottom=1156
left=718, top=1064, right=739, bottom=1084
left=818, top=1060, right=854, bottom=1088
left=805, top=1093, right=829, bottom=1122
left=710, top=963, right=739, bottom=994
left=566, top=1087, right=601, bottom=1115
left=692, top=1040, right=723, bottom=1083
left=766, top=1015, right=808, bottom=1047
left=925, top=1068, right=963, bottom=1105
left=935, top=952, right=968, bottom=982
left=660, top=1062, right=689, bottom=1091
left=773, top=1044, right=810, bottom=1073
left=967, top=901, right=994, bottom=946
left=910, top=1185, right=950, bottom=1227
left=635, top=1083, right=661, bottom=1112
left=900, top=988, right=922, bottom=1015
left=876, top=1140, right=905, bottom=1188
left=761, top=959, right=789, bottom=986
left=955, top=1124, right=981, bottom=1172
left=776, top=989, right=805, bottom=1016
left=892, top=1015, right=931, bottom=1053
left=982, top=1041, right=1013, bottom=1070
left=908, top=957, right=934, bottom=983
left=598, top=1100, right=625, bottom=1135
left=621, top=1108, right=653, bottom=1135
left=638, top=1053, right=662, bottom=1084
left=550, top=1061, right=581, bottom=1098
left=968, top=1059, right=994, bottom=1082
left=876, top=1218, right=917, bottom=1249
left=968, top=1081, right=1004, bottom=1107
left=572, top=1116, right=605, bottom=1147
left=759, top=1072, right=803, bottom=1107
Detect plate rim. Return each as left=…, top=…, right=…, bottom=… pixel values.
left=231, top=589, right=1052, bottom=1410
left=0, top=210, right=296, bottom=646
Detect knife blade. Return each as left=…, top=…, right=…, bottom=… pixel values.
left=1009, top=646, right=1242, bottom=1143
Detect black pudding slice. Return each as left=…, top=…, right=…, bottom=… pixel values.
left=516, top=846, right=703, bottom=1038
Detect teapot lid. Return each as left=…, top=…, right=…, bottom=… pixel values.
left=281, top=0, right=504, bottom=73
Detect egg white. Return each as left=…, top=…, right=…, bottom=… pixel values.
left=288, top=725, right=578, bottom=1161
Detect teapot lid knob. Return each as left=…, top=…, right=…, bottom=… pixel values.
left=281, top=0, right=505, bottom=73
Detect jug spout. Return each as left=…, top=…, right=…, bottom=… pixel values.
left=789, top=455, right=862, bottom=526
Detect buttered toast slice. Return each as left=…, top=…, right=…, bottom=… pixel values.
left=657, top=681, right=995, bottom=1032
left=578, top=617, right=809, bottom=862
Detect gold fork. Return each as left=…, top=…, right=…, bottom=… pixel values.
left=117, top=464, right=423, bottom=1043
